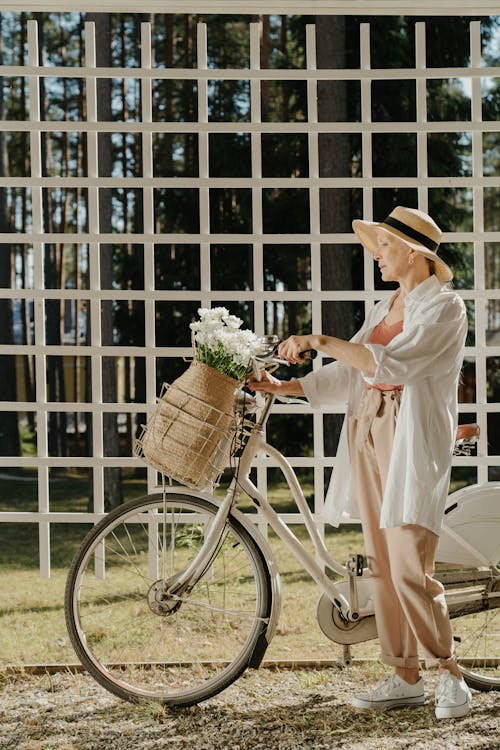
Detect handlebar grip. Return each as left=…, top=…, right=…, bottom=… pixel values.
left=302, top=349, right=317, bottom=360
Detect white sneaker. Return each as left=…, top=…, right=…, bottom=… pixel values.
left=351, top=674, right=425, bottom=710
left=434, top=671, right=472, bottom=719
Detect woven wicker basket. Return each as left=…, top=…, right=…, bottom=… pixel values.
left=136, top=360, right=239, bottom=490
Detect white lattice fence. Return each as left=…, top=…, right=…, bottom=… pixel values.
left=0, top=15, right=499, bottom=576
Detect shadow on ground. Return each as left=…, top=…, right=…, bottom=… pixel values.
left=0, top=666, right=499, bottom=750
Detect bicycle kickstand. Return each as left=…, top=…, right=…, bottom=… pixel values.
left=347, top=552, right=364, bottom=620
left=338, top=553, right=364, bottom=668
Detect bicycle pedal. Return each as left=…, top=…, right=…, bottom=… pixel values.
left=347, top=553, right=364, bottom=577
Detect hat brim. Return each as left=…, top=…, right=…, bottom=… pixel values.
left=352, top=219, right=453, bottom=283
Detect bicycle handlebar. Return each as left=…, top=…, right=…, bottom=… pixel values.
left=254, top=338, right=317, bottom=363
left=251, top=345, right=316, bottom=381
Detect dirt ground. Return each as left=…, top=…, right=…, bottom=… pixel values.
left=0, top=664, right=498, bottom=750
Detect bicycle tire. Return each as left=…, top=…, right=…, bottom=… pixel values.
left=65, top=492, right=273, bottom=707
left=451, top=575, right=500, bottom=692
left=440, top=486, right=500, bottom=692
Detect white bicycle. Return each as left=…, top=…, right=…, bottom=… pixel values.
left=65, top=346, right=500, bottom=706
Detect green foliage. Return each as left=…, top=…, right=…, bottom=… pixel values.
left=195, top=342, right=250, bottom=381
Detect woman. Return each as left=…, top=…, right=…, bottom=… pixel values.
left=250, top=206, right=471, bottom=719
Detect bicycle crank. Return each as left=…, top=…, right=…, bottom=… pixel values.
left=317, top=592, right=377, bottom=645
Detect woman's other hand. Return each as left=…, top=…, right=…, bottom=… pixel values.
left=248, top=369, right=305, bottom=397
left=248, top=369, right=285, bottom=394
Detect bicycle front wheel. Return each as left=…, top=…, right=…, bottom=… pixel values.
left=65, top=492, right=272, bottom=706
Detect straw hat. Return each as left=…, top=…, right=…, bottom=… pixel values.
left=352, top=206, right=453, bottom=283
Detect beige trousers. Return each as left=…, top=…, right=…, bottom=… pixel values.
left=348, top=388, right=455, bottom=669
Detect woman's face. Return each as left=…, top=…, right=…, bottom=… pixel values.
left=373, top=230, right=413, bottom=282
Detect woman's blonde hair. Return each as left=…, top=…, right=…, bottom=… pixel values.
left=426, top=256, right=452, bottom=287
left=426, top=258, right=437, bottom=275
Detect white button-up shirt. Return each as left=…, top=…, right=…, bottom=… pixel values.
left=299, top=275, right=468, bottom=535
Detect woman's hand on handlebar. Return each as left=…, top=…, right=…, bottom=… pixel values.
left=248, top=369, right=305, bottom=397
left=248, top=370, right=285, bottom=395
left=278, top=335, right=318, bottom=364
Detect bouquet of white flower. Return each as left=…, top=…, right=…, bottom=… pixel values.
left=135, top=307, right=260, bottom=491
left=190, top=307, right=261, bottom=382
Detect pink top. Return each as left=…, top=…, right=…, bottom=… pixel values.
left=366, top=317, right=404, bottom=391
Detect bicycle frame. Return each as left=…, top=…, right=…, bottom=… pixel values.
left=67, top=357, right=500, bottom=704
left=165, top=392, right=355, bottom=620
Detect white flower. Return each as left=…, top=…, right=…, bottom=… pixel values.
left=189, top=306, right=260, bottom=379
left=224, top=314, right=243, bottom=330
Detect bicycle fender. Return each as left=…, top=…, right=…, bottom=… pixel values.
left=438, top=482, right=500, bottom=567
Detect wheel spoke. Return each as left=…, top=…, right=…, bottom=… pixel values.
left=108, top=529, right=152, bottom=584
left=65, top=493, right=270, bottom=706
left=168, top=593, right=269, bottom=622
left=454, top=596, right=500, bottom=689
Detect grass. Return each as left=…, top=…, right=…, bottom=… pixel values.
left=0, top=470, right=490, bottom=672
left=0, top=473, right=150, bottom=569
left=0, top=522, right=377, bottom=667
left=0, top=470, right=379, bottom=667
left=0, top=467, right=474, bottom=570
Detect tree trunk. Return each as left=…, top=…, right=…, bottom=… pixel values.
left=0, top=16, right=20, bottom=456
left=163, top=15, right=174, bottom=177
left=19, top=14, right=36, bottom=431
left=316, top=17, right=353, bottom=457
left=260, top=16, right=271, bottom=116
left=88, top=13, right=122, bottom=509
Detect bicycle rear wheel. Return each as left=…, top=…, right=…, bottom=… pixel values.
left=448, top=571, right=500, bottom=691
left=65, top=492, right=272, bottom=706
left=440, top=486, right=500, bottom=691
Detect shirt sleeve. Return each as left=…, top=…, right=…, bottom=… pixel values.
left=299, top=359, right=351, bottom=410
left=298, top=316, right=374, bottom=409
left=363, top=298, right=467, bottom=386
left=298, top=301, right=387, bottom=411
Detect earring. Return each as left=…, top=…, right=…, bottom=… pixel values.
left=408, top=254, right=415, bottom=265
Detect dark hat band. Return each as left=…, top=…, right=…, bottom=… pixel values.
left=382, top=216, right=439, bottom=252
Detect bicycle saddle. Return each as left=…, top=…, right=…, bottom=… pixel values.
left=455, top=423, right=480, bottom=442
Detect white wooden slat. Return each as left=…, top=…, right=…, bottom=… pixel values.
left=140, top=23, right=159, bottom=503
left=469, top=21, right=489, bottom=485
left=3, top=230, right=500, bottom=244
left=27, top=20, right=51, bottom=579
left=250, top=19, right=264, bottom=342
left=0, top=450, right=496, bottom=470
left=250, top=20, right=263, bottom=309
left=2, top=394, right=498, bottom=413
left=2, top=64, right=500, bottom=81
left=4, top=341, right=497, bottom=358
left=3, top=120, right=500, bottom=134
left=415, top=22, right=428, bottom=213
left=197, top=23, right=211, bottom=312
left=2, top=286, right=500, bottom=302
left=84, top=23, right=105, bottom=539
left=6, top=175, right=500, bottom=188
left=0, top=389, right=496, bottom=418
left=249, top=21, right=267, bottom=534
left=140, top=29, right=156, bottom=368
left=84, top=21, right=106, bottom=579
left=359, top=23, right=375, bottom=315
left=2, top=1, right=499, bottom=14
left=306, top=23, right=325, bottom=519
